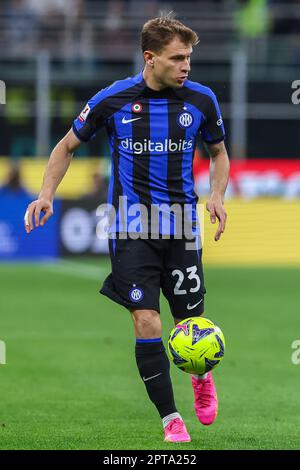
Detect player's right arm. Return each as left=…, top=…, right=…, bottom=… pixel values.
left=24, top=129, right=81, bottom=233
left=25, top=80, right=123, bottom=233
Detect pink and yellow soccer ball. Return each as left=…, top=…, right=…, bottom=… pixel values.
left=167, top=317, right=225, bottom=375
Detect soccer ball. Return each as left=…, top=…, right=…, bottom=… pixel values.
left=167, top=317, right=225, bottom=375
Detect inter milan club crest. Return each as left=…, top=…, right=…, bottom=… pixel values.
left=177, top=111, right=193, bottom=128
left=132, top=102, right=142, bottom=113
left=129, top=284, right=144, bottom=302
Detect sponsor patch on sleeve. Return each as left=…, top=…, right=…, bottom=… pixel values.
left=79, top=104, right=90, bottom=122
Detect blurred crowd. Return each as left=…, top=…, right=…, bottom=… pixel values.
left=0, top=164, right=29, bottom=198
left=1, top=0, right=300, bottom=57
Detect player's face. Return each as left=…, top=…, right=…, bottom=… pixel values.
left=152, top=37, right=192, bottom=88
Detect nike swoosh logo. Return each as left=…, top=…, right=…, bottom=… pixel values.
left=187, top=299, right=203, bottom=310
left=122, top=116, right=142, bottom=124
left=143, top=373, right=162, bottom=382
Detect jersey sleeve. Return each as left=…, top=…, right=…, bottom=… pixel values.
left=200, top=92, right=225, bottom=144
left=72, top=89, right=109, bottom=142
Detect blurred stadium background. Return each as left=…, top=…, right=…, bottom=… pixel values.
left=0, top=0, right=300, bottom=451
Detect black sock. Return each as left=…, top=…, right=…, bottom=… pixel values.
left=135, top=338, right=177, bottom=419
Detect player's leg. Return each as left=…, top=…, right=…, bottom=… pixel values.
left=131, top=308, right=190, bottom=443
left=162, top=236, right=218, bottom=426
left=100, top=238, right=190, bottom=442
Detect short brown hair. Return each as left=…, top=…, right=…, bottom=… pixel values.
left=141, top=15, right=199, bottom=53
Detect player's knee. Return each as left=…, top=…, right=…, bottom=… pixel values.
left=131, top=309, right=162, bottom=339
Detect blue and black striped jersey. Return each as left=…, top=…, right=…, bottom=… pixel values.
left=72, top=71, right=225, bottom=235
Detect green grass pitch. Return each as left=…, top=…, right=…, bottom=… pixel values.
left=0, top=260, right=299, bottom=450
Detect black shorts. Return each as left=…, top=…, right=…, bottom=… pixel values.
left=100, top=236, right=206, bottom=319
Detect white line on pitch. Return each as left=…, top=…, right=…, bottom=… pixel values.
left=41, top=259, right=107, bottom=281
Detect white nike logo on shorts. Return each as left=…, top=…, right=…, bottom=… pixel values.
left=122, top=116, right=142, bottom=124
left=143, top=373, right=162, bottom=382
left=187, top=299, right=203, bottom=310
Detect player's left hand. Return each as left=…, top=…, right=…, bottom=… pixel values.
left=206, top=194, right=227, bottom=241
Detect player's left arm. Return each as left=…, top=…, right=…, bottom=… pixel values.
left=205, top=140, right=230, bottom=241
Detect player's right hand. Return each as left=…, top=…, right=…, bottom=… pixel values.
left=24, top=198, right=53, bottom=234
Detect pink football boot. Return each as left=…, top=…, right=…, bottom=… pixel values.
left=164, top=418, right=191, bottom=443
left=191, top=372, right=218, bottom=425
